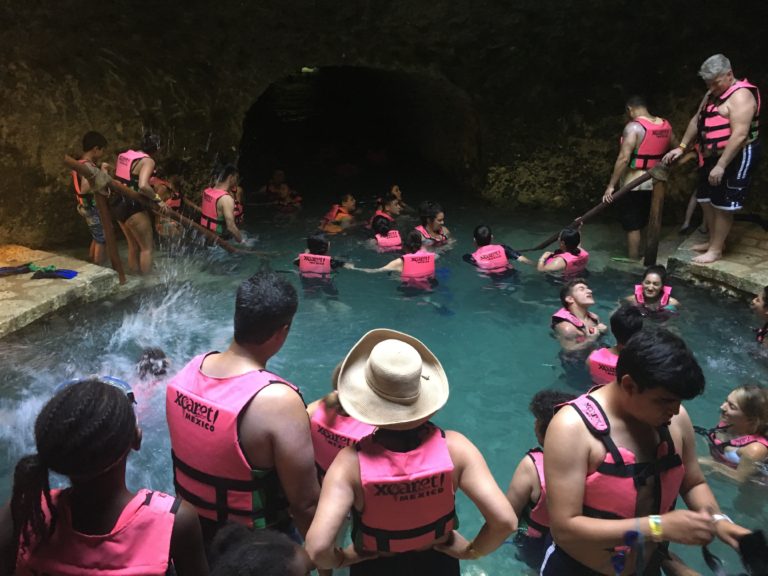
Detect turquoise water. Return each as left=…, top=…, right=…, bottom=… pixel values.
left=1, top=206, right=766, bottom=575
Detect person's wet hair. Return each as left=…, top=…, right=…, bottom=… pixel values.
left=382, top=192, right=399, bottom=211
left=419, top=201, right=444, bottom=226
left=82, top=131, right=107, bottom=152
left=215, top=164, right=238, bottom=184
left=234, top=272, right=298, bottom=346
left=209, top=523, right=307, bottom=576
left=616, top=327, right=705, bottom=399
left=625, top=95, right=647, bottom=109
left=643, top=264, right=668, bottom=284
left=404, top=229, right=424, bottom=254
left=610, top=304, right=644, bottom=346
left=371, top=215, right=392, bottom=236
left=529, top=389, right=576, bottom=440
left=140, top=132, right=161, bottom=153
left=307, top=233, right=329, bottom=255
left=136, top=347, right=169, bottom=379
left=559, top=227, right=581, bottom=254
left=559, top=277, right=588, bottom=308
left=11, top=378, right=138, bottom=555
left=473, top=225, right=493, bottom=247
left=732, top=385, right=768, bottom=436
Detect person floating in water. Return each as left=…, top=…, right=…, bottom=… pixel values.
left=697, top=384, right=768, bottom=484
left=551, top=278, right=607, bottom=353
left=367, top=191, right=401, bottom=229
left=369, top=214, right=402, bottom=252
left=71, top=131, right=108, bottom=265
left=624, top=265, right=680, bottom=317
left=414, top=201, right=450, bottom=248
left=537, top=227, right=589, bottom=277
left=542, top=328, right=752, bottom=575
left=463, top=224, right=532, bottom=275
left=320, top=193, right=357, bottom=235
left=586, top=304, right=644, bottom=386
left=350, top=230, right=437, bottom=291
left=304, top=328, right=517, bottom=573
left=506, top=389, right=576, bottom=571
left=295, top=233, right=350, bottom=298
left=750, top=285, right=768, bottom=347
left=200, top=165, right=243, bottom=243
left=0, top=377, right=208, bottom=576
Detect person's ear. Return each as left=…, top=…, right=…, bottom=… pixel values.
left=619, top=373, right=638, bottom=395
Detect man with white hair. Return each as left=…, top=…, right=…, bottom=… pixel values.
left=664, top=54, right=761, bottom=264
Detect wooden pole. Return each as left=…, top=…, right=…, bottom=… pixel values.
left=93, top=192, right=126, bottom=284
left=643, top=178, right=666, bottom=266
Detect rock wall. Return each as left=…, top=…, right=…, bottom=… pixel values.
left=1, top=0, right=766, bottom=247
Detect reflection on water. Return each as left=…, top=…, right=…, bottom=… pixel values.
left=1, top=207, right=766, bottom=574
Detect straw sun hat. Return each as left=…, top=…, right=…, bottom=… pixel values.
left=337, top=329, right=449, bottom=426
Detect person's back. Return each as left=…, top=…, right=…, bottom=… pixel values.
left=166, top=272, right=319, bottom=546
left=587, top=304, right=644, bottom=385
left=1, top=377, right=207, bottom=576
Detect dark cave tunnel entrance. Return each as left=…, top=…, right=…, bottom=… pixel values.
left=238, top=66, right=482, bottom=211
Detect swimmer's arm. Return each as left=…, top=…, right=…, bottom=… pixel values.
left=353, top=258, right=403, bottom=273
left=306, top=448, right=374, bottom=569
left=553, top=321, right=582, bottom=343
left=665, top=93, right=708, bottom=164
left=605, top=123, right=640, bottom=196
left=0, top=503, right=13, bottom=576
left=537, top=252, right=564, bottom=272
left=137, top=157, right=157, bottom=199
left=735, top=443, right=768, bottom=483
left=677, top=407, right=751, bottom=547
left=437, top=431, right=516, bottom=559
left=218, top=195, right=242, bottom=243
left=506, top=454, right=538, bottom=518
left=462, top=254, right=477, bottom=266
left=243, top=387, right=320, bottom=538
left=169, top=500, right=209, bottom=576
left=669, top=296, right=680, bottom=308
left=503, top=245, right=533, bottom=265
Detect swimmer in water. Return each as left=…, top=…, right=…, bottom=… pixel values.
left=624, top=265, right=680, bottom=316
left=551, top=278, right=607, bottom=353
left=414, top=201, right=450, bottom=248
left=367, top=191, right=401, bottom=228
left=463, top=224, right=533, bottom=275
left=537, top=227, right=589, bottom=277
left=320, top=193, right=356, bottom=235
left=586, top=304, right=644, bottom=386
left=350, top=230, right=436, bottom=290
left=369, top=214, right=402, bottom=252
left=137, top=347, right=170, bottom=380
left=750, top=285, right=768, bottom=347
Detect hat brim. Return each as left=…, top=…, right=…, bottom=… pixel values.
left=337, top=328, right=449, bottom=426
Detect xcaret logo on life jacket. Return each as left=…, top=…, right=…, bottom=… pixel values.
left=317, top=425, right=354, bottom=449
left=173, top=391, right=220, bottom=432
left=373, top=473, right=446, bottom=502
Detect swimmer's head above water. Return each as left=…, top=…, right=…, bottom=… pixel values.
left=473, top=224, right=493, bottom=247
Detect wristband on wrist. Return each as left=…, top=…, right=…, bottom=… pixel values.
left=712, top=513, right=733, bottom=524
left=465, top=540, right=482, bottom=560
left=648, top=515, right=663, bottom=542
left=678, top=142, right=688, bottom=150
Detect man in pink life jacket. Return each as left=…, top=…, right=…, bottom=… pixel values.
left=587, top=304, right=644, bottom=386
left=71, top=131, right=109, bottom=265
left=602, top=95, right=676, bottom=260
left=463, top=224, right=532, bottom=275
left=537, top=227, right=589, bottom=277
left=664, top=54, right=761, bottom=265
left=506, top=389, right=575, bottom=571
left=200, top=165, right=243, bottom=243
left=349, top=230, right=437, bottom=291
left=166, top=272, right=320, bottom=547
left=304, top=329, right=516, bottom=574
left=542, top=328, right=752, bottom=575
left=551, top=278, right=607, bottom=352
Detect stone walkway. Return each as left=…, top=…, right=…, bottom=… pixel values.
left=668, top=221, right=768, bottom=296
left=0, top=245, right=119, bottom=339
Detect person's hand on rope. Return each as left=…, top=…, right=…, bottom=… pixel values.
left=663, top=147, right=684, bottom=165
left=602, top=185, right=615, bottom=204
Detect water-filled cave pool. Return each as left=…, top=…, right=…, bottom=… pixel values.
left=1, top=206, right=765, bottom=575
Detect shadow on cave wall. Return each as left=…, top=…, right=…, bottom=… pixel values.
left=238, top=66, right=482, bottom=207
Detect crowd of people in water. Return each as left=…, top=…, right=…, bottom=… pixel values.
left=1, top=53, right=766, bottom=575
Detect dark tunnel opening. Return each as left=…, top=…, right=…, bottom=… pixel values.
left=238, top=66, right=481, bottom=211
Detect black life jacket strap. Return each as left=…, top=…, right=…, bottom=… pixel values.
left=355, top=508, right=456, bottom=553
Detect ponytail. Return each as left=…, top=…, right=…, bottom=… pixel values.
left=11, top=454, right=56, bottom=560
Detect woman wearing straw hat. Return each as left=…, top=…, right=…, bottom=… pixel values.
left=305, top=329, right=517, bottom=574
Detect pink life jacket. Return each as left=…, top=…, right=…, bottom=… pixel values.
left=587, top=347, right=618, bottom=385
left=368, top=209, right=395, bottom=228
left=472, top=244, right=510, bottom=273
left=376, top=229, right=402, bottom=250
left=200, top=187, right=228, bottom=234
left=700, top=79, right=761, bottom=156
left=634, top=284, right=672, bottom=307
left=166, top=353, right=300, bottom=528
left=706, top=424, right=768, bottom=468
left=402, top=250, right=435, bottom=280
left=551, top=308, right=600, bottom=334
left=560, top=393, right=685, bottom=523
left=16, top=489, right=178, bottom=576
left=352, top=423, right=457, bottom=553
left=546, top=249, right=589, bottom=274
left=310, top=398, right=376, bottom=479
left=72, top=159, right=96, bottom=207
left=524, top=448, right=549, bottom=539
left=115, top=150, right=149, bottom=185
left=415, top=224, right=448, bottom=246
left=629, top=117, right=672, bottom=170
left=298, top=253, right=332, bottom=278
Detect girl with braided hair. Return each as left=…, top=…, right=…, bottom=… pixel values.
left=0, top=377, right=208, bottom=576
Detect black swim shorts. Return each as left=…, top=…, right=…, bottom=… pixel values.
left=617, top=188, right=653, bottom=232
left=697, top=141, right=761, bottom=211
